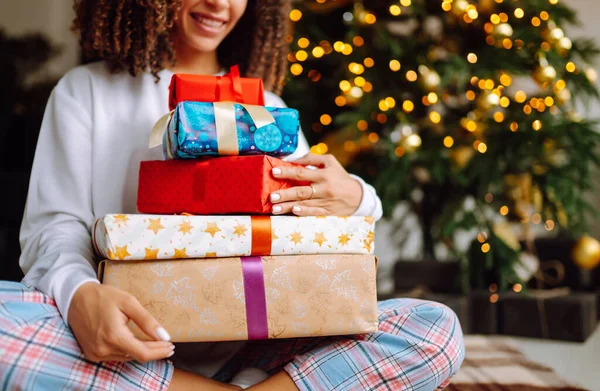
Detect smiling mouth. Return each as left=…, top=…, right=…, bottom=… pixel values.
left=191, top=13, right=227, bottom=29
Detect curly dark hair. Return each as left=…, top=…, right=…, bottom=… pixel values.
left=72, top=0, right=291, bottom=94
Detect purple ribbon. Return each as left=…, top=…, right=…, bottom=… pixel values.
left=241, top=256, right=268, bottom=340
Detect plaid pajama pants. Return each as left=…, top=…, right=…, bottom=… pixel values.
left=0, top=281, right=464, bottom=390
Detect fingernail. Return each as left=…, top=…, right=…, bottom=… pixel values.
left=167, top=351, right=175, bottom=358
left=272, top=205, right=282, bottom=213
left=272, top=168, right=282, bottom=176
left=270, top=193, right=281, bottom=202
left=293, top=206, right=302, bottom=213
left=156, top=327, right=171, bottom=342
left=170, top=345, right=176, bottom=350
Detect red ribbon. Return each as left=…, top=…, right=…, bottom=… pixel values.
left=216, top=65, right=245, bottom=103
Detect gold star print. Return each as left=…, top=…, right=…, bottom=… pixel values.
left=290, top=232, right=304, bottom=245
left=363, top=240, right=373, bottom=253
left=178, top=220, right=194, bottom=235
left=273, top=232, right=279, bottom=240
left=364, top=216, right=375, bottom=224
left=107, top=249, right=115, bottom=259
left=338, top=234, right=351, bottom=246
left=144, top=248, right=159, bottom=260
left=233, top=223, right=248, bottom=238
left=147, top=218, right=165, bottom=235
left=113, top=245, right=131, bottom=260
left=205, top=252, right=217, bottom=258
left=113, top=214, right=129, bottom=226
left=316, top=216, right=327, bottom=219
left=173, top=248, right=188, bottom=258
left=204, top=222, right=222, bottom=238
left=313, top=232, right=328, bottom=247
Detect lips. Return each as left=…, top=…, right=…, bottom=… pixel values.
left=191, top=13, right=227, bottom=29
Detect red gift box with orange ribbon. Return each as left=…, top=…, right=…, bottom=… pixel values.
left=137, top=155, right=304, bottom=215
left=169, top=65, right=265, bottom=110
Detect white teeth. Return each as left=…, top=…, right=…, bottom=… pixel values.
left=194, top=16, right=225, bottom=28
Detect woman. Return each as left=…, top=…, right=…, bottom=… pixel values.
left=0, top=0, right=464, bottom=389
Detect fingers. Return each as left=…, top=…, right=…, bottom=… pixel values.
left=120, top=296, right=170, bottom=342
left=272, top=165, right=322, bottom=183
left=292, top=153, right=339, bottom=169
left=116, top=329, right=175, bottom=363
left=270, top=185, right=316, bottom=205
left=271, top=201, right=329, bottom=216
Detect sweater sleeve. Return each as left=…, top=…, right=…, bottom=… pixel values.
left=264, top=92, right=383, bottom=221
left=19, top=72, right=99, bottom=326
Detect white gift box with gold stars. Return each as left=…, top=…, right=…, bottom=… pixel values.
left=93, top=214, right=375, bottom=261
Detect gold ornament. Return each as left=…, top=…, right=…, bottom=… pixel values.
left=494, top=23, right=514, bottom=38
left=572, top=236, right=600, bottom=270
left=533, top=65, right=557, bottom=84
left=450, top=146, right=475, bottom=168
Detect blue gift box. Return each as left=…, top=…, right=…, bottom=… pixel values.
left=164, top=102, right=300, bottom=159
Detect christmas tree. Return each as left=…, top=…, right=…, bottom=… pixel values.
left=283, top=0, right=600, bottom=292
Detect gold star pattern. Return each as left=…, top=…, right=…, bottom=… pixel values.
left=113, top=245, right=131, bottom=260
left=178, top=220, right=194, bottom=235
left=204, top=222, right=222, bottom=238
left=233, top=223, right=248, bottom=238
left=290, top=231, right=304, bottom=245
left=113, top=214, right=129, bottom=226
left=362, top=231, right=375, bottom=252
left=144, top=247, right=159, bottom=260
left=365, top=216, right=375, bottom=224
left=173, top=248, right=188, bottom=258
left=107, top=249, right=116, bottom=259
left=273, top=232, right=279, bottom=240
left=147, top=218, right=165, bottom=235
left=313, top=232, right=328, bottom=247
left=338, top=234, right=351, bottom=246
left=205, top=252, right=217, bottom=258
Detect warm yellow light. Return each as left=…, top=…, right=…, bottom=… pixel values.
left=298, top=38, right=309, bottom=48
left=500, top=74, right=512, bottom=86
left=478, top=142, right=488, bottom=153
left=354, top=76, right=366, bottom=87
left=427, top=92, right=439, bottom=104
left=320, top=114, right=332, bottom=126
left=541, top=42, right=551, bottom=51
left=503, top=38, right=513, bottom=49
left=314, top=142, right=328, bottom=154
left=549, top=0, right=558, bottom=4
left=312, top=47, right=325, bottom=58
left=532, top=16, right=541, bottom=27
left=467, top=53, right=478, bottom=64
left=383, top=97, right=395, bottom=108
left=555, top=79, right=566, bottom=90
left=540, top=11, right=550, bottom=20
left=379, top=100, right=389, bottom=112
left=389, top=5, right=401, bottom=16
left=513, top=283, right=523, bottom=293
left=339, top=80, right=352, bottom=92
left=357, top=120, right=368, bottom=131
left=364, top=58, right=375, bottom=68
left=429, top=111, right=442, bottom=124
left=443, top=136, right=454, bottom=148
left=400, top=0, right=412, bottom=6
left=362, top=82, right=373, bottom=92
left=349, top=62, right=364, bottom=75
left=395, top=146, right=405, bottom=157
left=477, top=232, right=488, bottom=243
left=514, top=8, right=524, bottom=18
left=466, top=120, right=477, bottom=132
left=500, top=206, right=509, bottom=215
left=343, top=141, right=356, bottom=152
left=524, top=105, right=532, bottom=114
left=467, top=8, right=479, bottom=19
left=532, top=213, right=542, bottom=224
left=342, top=44, right=353, bottom=55
left=532, top=120, right=542, bottom=131
left=545, top=220, right=555, bottom=231
left=364, top=13, right=377, bottom=24
left=406, top=134, right=422, bottom=148
left=333, top=41, right=344, bottom=52
left=481, top=243, right=491, bottom=253
left=510, top=122, right=518, bottom=132
left=499, top=12, right=509, bottom=22
left=466, top=91, right=476, bottom=101
left=406, top=70, right=418, bottom=82
left=545, top=96, right=555, bottom=106
left=566, top=62, right=576, bottom=72
left=335, top=96, right=347, bottom=107
left=290, top=63, right=303, bottom=75
left=368, top=132, right=379, bottom=143
left=402, top=100, right=415, bottom=112
left=389, top=60, right=401, bottom=72
left=296, top=50, right=308, bottom=62
left=442, top=2, right=452, bottom=11
left=484, top=79, right=495, bottom=90
left=515, top=90, right=527, bottom=103
left=289, top=9, right=303, bottom=22
left=500, top=96, right=510, bottom=107
left=490, top=14, right=500, bottom=24
left=493, top=112, right=505, bottom=122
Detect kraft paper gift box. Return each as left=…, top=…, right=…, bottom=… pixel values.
left=151, top=101, right=300, bottom=159
left=98, top=254, right=379, bottom=342
left=168, top=65, right=265, bottom=110
left=93, top=214, right=376, bottom=261
left=137, top=156, right=307, bottom=215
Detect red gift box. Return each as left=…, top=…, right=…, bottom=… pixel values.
left=169, top=65, right=265, bottom=110
left=137, top=156, right=305, bottom=215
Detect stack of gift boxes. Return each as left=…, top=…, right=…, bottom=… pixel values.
left=92, top=67, right=379, bottom=343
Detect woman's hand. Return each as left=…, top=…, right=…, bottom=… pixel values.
left=68, top=282, right=174, bottom=363
left=270, top=154, right=363, bottom=216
